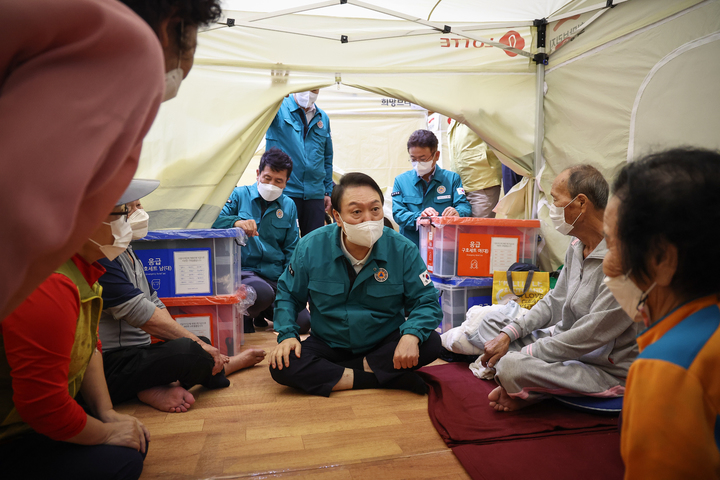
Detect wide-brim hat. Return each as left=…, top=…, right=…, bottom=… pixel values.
left=116, top=179, right=160, bottom=205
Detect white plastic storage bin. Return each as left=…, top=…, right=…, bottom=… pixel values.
left=132, top=228, right=246, bottom=298
left=420, top=217, right=541, bottom=278
left=432, top=275, right=492, bottom=332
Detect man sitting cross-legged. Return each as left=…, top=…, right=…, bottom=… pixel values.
left=476, top=165, right=640, bottom=411
left=97, top=197, right=265, bottom=413
left=269, top=172, right=443, bottom=396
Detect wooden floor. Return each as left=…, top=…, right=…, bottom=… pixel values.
left=116, top=329, right=470, bottom=480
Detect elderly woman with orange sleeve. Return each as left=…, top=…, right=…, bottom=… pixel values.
left=0, top=180, right=159, bottom=480
left=603, top=148, right=720, bottom=480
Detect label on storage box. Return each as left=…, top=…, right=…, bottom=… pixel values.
left=457, top=234, right=519, bottom=276
left=174, top=314, right=213, bottom=341
left=135, top=248, right=213, bottom=297
left=174, top=249, right=212, bottom=295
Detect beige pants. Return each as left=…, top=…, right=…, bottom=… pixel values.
left=466, top=185, right=501, bottom=218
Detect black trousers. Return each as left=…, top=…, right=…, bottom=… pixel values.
left=270, top=329, right=442, bottom=397
left=290, top=197, right=326, bottom=236
left=242, top=271, right=311, bottom=333
left=0, top=429, right=147, bottom=480
left=103, top=336, right=224, bottom=405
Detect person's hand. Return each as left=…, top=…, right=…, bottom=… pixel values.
left=480, top=332, right=511, bottom=369
left=201, top=342, right=229, bottom=375
left=234, top=219, right=258, bottom=237
left=442, top=206, right=459, bottom=217
left=393, top=334, right=420, bottom=369
left=101, top=411, right=150, bottom=453
left=417, top=217, right=432, bottom=228
left=269, top=338, right=302, bottom=370
left=421, top=207, right=439, bottom=217
left=324, top=195, right=332, bottom=213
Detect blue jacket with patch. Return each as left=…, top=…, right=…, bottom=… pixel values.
left=265, top=95, right=334, bottom=200
left=391, top=166, right=472, bottom=247
left=212, top=183, right=299, bottom=282
left=274, top=224, right=441, bottom=354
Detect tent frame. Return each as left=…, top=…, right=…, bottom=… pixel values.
left=209, top=0, right=630, bottom=219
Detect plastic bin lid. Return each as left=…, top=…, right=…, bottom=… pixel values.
left=138, top=227, right=245, bottom=241
left=429, top=217, right=540, bottom=228
left=430, top=274, right=493, bottom=287
left=161, top=292, right=244, bottom=307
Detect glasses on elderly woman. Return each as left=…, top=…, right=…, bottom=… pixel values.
left=107, top=207, right=130, bottom=222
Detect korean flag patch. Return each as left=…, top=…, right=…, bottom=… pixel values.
left=419, top=270, right=432, bottom=286
left=289, top=263, right=294, bottom=276
left=457, top=187, right=465, bottom=196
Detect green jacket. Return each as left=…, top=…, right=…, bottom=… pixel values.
left=274, top=224, right=442, bottom=354
left=213, top=183, right=299, bottom=282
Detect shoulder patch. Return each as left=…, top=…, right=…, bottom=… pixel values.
left=457, top=187, right=465, bottom=195
left=288, top=263, right=294, bottom=276
left=419, top=270, right=432, bottom=287
left=391, top=191, right=401, bottom=197
left=226, top=198, right=232, bottom=204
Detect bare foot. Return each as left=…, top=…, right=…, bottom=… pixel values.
left=225, top=348, right=266, bottom=375
left=138, top=384, right=195, bottom=413
left=488, top=386, right=532, bottom=412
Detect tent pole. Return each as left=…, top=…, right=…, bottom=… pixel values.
left=532, top=61, right=545, bottom=220
left=531, top=19, right=548, bottom=220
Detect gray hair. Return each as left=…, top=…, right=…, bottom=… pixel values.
left=565, top=164, right=608, bottom=209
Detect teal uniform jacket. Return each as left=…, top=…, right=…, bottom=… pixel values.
left=212, top=183, right=299, bottom=282
left=274, top=224, right=442, bottom=354
left=391, top=166, right=472, bottom=247
left=265, top=95, right=334, bottom=200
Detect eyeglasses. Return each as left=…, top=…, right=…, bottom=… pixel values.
left=108, top=207, right=130, bottom=222
left=409, top=153, right=436, bottom=163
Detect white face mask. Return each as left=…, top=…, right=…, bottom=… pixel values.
left=162, top=67, right=183, bottom=102
left=412, top=161, right=435, bottom=177
left=295, top=91, right=318, bottom=109
left=548, top=195, right=582, bottom=235
left=339, top=215, right=385, bottom=248
left=90, top=216, right=133, bottom=261
left=257, top=182, right=284, bottom=202
left=604, top=272, right=657, bottom=326
left=129, top=208, right=150, bottom=240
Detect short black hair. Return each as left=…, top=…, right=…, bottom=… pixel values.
left=331, top=173, right=384, bottom=213
left=407, top=130, right=438, bottom=152
left=259, top=147, right=293, bottom=179
left=612, top=147, right=720, bottom=300
left=565, top=164, right=609, bottom=209
left=119, top=0, right=222, bottom=51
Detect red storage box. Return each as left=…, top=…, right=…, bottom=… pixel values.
left=420, top=217, right=541, bottom=278
left=160, top=292, right=246, bottom=356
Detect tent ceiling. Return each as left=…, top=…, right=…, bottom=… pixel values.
left=221, top=0, right=581, bottom=23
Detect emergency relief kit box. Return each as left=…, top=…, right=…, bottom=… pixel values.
left=431, top=275, right=492, bottom=332
left=132, top=228, right=245, bottom=298
left=420, top=217, right=541, bottom=278
left=159, top=292, right=246, bottom=356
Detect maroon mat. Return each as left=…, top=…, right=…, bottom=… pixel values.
left=453, top=432, right=624, bottom=480
left=418, top=363, right=624, bottom=480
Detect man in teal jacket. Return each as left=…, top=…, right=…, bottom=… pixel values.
left=392, top=129, right=472, bottom=247
left=213, top=148, right=310, bottom=333
left=265, top=90, right=334, bottom=236
left=268, top=172, right=442, bottom=397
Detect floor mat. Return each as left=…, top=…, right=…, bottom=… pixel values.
left=418, top=363, right=624, bottom=480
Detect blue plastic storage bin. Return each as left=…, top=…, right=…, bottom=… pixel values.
left=132, top=228, right=246, bottom=298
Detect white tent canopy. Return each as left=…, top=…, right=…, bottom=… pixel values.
left=137, top=0, right=720, bottom=269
